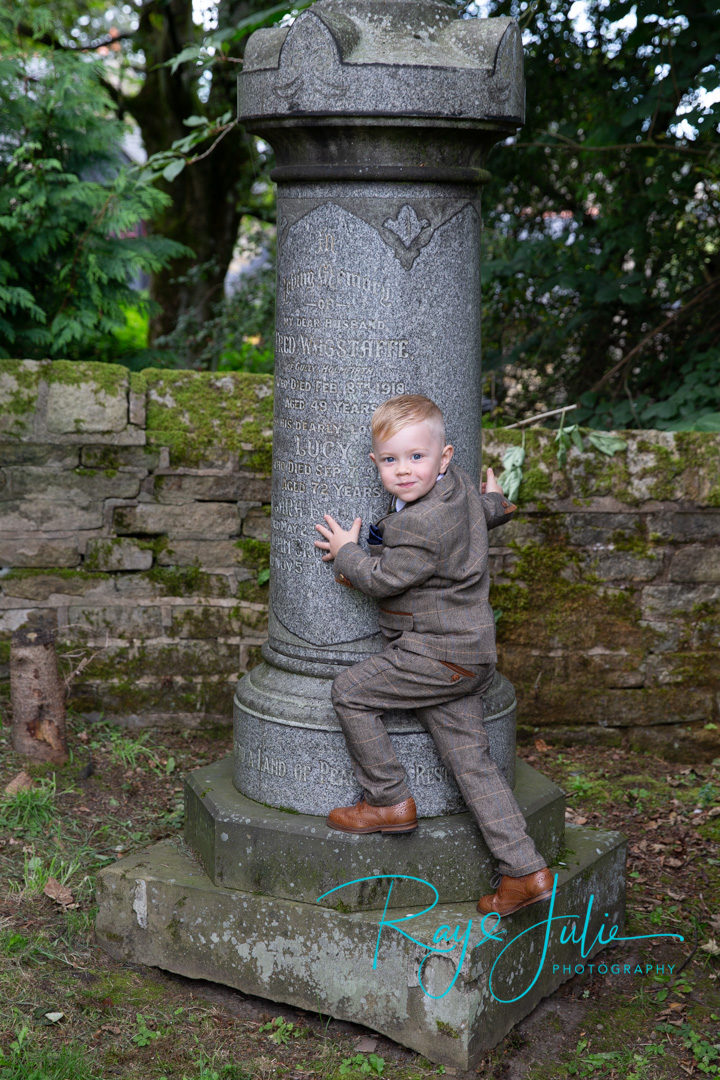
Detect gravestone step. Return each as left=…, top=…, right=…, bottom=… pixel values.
left=96, top=826, right=626, bottom=1071
left=184, top=755, right=566, bottom=911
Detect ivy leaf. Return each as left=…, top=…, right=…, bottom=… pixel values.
left=257, top=568, right=270, bottom=586
left=587, top=432, right=628, bottom=456
left=498, top=444, right=525, bottom=502
left=162, top=158, right=186, bottom=183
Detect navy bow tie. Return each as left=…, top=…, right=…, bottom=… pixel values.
left=368, top=523, right=383, bottom=546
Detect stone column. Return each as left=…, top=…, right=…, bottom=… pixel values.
left=234, top=0, right=525, bottom=815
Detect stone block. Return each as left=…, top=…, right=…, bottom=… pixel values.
left=670, top=545, right=720, bottom=583
left=563, top=512, right=641, bottom=547
left=5, top=467, right=141, bottom=503
left=113, top=503, right=241, bottom=539
left=241, top=506, right=272, bottom=541
left=154, top=474, right=257, bottom=504
left=156, top=541, right=243, bottom=568
left=96, top=827, right=626, bottom=1070
left=646, top=511, right=720, bottom=541
left=80, top=446, right=160, bottom=471
left=46, top=372, right=129, bottom=434
left=0, top=607, right=57, bottom=634
left=171, top=604, right=246, bottom=639
left=0, top=537, right=81, bottom=568
left=0, top=498, right=104, bottom=532
left=67, top=604, right=165, bottom=638
left=0, top=361, right=43, bottom=438
left=1, top=572, right=116, bottom=602
left=85, top=538, right=153, bottom=572
left=0, top=443, right=79, bottom=467
left=184, top=756, right=565, bottom=909
left=584, top=551, right=661, bottom=582
left=641, top=584, right=720, bottom=620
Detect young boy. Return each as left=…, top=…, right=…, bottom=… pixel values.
left=314, top=394, right=552, bottom=916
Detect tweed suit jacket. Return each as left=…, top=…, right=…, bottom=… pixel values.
left=333, top=462, right=515, bottom=666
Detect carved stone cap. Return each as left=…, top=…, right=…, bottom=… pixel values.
left=239, top=0, right=524, bottom=128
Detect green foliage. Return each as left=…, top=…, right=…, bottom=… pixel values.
left=154, top=234, right=276, bottom=372
left=0, top=777, right=57, bottom=834
left=338, top=1052, right=386, bottom=1076
left=480, top=0, right=720, bottom=428
left=0, top=20, right=187, bottom=361
left=258, top=1016, right=306, bottom=1044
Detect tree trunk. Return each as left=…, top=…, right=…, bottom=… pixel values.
left=10, top=626, right=68, bottom=764
left=125, top=0, right=266, bottom=345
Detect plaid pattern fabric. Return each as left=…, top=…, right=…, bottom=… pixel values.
left=333, top=463, right=515, bottom=666
left=331, top=647, right=547, bottom=878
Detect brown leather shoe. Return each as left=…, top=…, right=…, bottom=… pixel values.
left=326, top=797, right=418, bottom=834
left=476, top=868, right=554, bottom=916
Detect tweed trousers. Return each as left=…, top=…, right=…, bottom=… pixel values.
left=331, top=645, right=547, bottom=878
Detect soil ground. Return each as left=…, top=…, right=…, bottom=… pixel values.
left=1, top=717, right=718, bottom=1079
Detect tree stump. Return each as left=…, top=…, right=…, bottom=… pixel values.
left=10, top=625, right=68, bottom=764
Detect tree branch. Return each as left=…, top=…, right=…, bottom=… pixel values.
left=591, top=280, right=720, bottom=393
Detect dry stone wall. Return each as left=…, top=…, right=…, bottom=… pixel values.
left=0, top=360, right=273, bottom=729
left=1, top=360, right=718, bottom=758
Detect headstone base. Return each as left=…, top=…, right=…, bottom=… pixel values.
left=184, top=755, right=565, bottom=910
left=96, top=827, right=626, bottom=1070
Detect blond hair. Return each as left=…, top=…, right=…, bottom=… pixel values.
left=371, top=394, right=445, bottom=446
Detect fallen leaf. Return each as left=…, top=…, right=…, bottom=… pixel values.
left=701, top=938, right=720, bottom=956
left=354, top=1037, right=377, bottom=1053
left=667, top=890, right=687, bottom=901
left=43, top=877, right=76, bottom=908
left=4, top=771, right=34, bottom=796
left=44, top=1012, right=64, bottom=1024
left=534, top=738, right=549, bottom=753
left=665, top=858, right=684, bottom=868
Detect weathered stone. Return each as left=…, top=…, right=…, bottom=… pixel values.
left=585, top=551, right=661, bottom=582
left=646, top=511, right=720, bottom=541
left=0, top=537, right=81, bottom=568
left=81, top=445, right=160, bottom=471
left=171, top=604, right=247, bottom=640
left=562, top=513, right=642, bottom=547
left=0, top=361, right=44, bottom=438
left=113, top=503, right=242, bottom=539
left=45, top=371, right=129, bottom=434
left=0, top=443, right=79, bottom=467
left=241, top=506, right=272, bottom=541
left=66, top=604, right=165, bottom=638
left=0, top=607, right=57, bottom=634
left=1, top=572, right=116, bottom=602
left=156, top=540, right=243, bottom=568
left=0, top=467, right=141, bottom=504
left=669, top=545, right=720, bottom=583
left=85, top=538, right=153, bottom=572
left=185, top=756, right=564, bottom=909
left=0, top=498, right=104, bottom=532
left=96, top=828, right=626, bottom=1071
left=154, top=473, right=257, bottom=504
left=641, top=584, right=720, bottom=620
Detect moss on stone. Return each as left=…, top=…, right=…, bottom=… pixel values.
left=132, top=369, right=273, bottom=470
left=235, top=538, right=271, bottom=572
left=146, top=563, right=225, bottom=597
left=48, top=359, right=127, bottom=396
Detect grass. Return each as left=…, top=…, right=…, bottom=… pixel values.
left=0, top=716, right=718, bottom=1079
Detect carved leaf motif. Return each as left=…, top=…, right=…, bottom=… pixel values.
left=382, top=205, right=431, bottom=249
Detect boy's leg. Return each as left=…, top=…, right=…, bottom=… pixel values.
left=417, top=688, right=547, bottom=878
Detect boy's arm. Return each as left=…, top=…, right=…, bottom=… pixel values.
left=334, top=525, right=438, bottom=598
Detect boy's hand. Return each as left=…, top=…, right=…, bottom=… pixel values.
left=314, top=515, right=362, bottom=562
left=482, top=467, right=504, bottom=496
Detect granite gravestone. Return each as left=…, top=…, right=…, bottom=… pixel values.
left=233, top=0, right=525, bottom=816
left=96, top=4, right=627, bottom=1067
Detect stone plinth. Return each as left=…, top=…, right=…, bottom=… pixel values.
left=96, top=827, right=626, bottom=1071
left=184, top=756, right=565, bottom=909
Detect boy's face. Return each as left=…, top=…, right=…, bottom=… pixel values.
left=370, top=420, right=453, bottom=503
